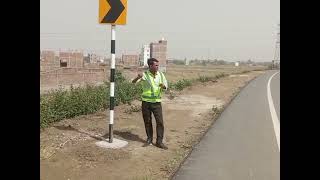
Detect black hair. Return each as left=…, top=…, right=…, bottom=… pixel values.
left=147, top=58, right=159, bottom=66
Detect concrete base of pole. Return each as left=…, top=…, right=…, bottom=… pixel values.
left=95, top=138, right=128, bottom=149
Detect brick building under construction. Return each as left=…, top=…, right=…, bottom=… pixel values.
left=150, top=38, right=167, bottom=72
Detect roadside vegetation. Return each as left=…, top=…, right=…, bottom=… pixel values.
left=41, top=70, right=242, bottom=128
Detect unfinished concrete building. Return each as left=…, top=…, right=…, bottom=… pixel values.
left=150, top=38, right=167, bottom=72
left=140, top=45, right=151, bottom=67
left=59, top=51, right=84, bottom=68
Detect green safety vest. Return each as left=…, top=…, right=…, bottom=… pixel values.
left=141, top=71, right=165, bottom=103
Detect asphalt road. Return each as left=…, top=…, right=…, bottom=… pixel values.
left=173, top=70, right=280, bottom=180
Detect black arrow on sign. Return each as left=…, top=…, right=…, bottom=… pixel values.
left=102, top=0, right=125, bottom=23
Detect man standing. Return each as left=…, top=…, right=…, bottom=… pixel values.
left=132, top=58, right=168, bottom=150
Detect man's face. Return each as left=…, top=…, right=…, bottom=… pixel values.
left=150, top=61, right=159, bottom=72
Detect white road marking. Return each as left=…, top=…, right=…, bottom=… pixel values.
left=267, top=71, right=280, bottom=151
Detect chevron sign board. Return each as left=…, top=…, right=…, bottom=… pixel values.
left=99, top=0, right=127, bottom=25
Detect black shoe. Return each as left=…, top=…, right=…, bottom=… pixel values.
left=155, top=142, right=168, bottom=150
left=142, top=138, right=152, bottom=147
left=146, top=138, right=152, bottom=144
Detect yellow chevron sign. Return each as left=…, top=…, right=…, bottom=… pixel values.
left=99, top=0, right=127, bottom=25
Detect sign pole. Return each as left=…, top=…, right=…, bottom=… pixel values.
left=99, top=0, right=127, bottom=145
left=109, top=24, right=116, bottom=143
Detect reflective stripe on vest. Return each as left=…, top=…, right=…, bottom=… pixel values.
left=142, top=71, right=164, bottom=100
left=144, top=71, right=155, bottom=97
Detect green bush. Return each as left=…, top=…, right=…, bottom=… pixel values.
left=115, top=80, right=142, bottom=104
left=114, top=70, right=142, bottom=104
left=40, top=70, right=142, bottom=128
left=198, top=75, right=213, bottom=82
left=40, top=85, right=109, bottom=128
left=171, top=79, right=193, bottom=91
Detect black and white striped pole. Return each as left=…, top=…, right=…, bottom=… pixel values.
left=97, top=0, right=127, bottom=147
left=109, top=24, right=116, bottom=143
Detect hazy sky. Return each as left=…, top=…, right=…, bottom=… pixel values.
left=40, top=0, right=280, bottom=61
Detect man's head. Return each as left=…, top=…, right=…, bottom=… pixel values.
left=147, top=58, right=159, bottom=73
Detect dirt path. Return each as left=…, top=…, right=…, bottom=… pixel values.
left=40, top=70, right=265, bottom=180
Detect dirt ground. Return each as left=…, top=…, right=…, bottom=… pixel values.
left=40, top=70, right=265, bottom=180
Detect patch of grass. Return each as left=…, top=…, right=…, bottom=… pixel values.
left=162, top=149, right=188, bottom=174
left=211, top=105, right=222, bottom=115
left=194, top=73, right=227, bottom=84
left=215, top=73, right=227, bottom=79
left=198, top=75, right=212, bottom=82
left=170, top=79, right=193, bottom=91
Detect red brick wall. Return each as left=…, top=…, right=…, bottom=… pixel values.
left=122, top=54, right=139, bottom=66
left=40, top=51, right=60, bottom=71
left=40, top=68, right=108, bottom=91
left=59, top=52, right=84, bottom=68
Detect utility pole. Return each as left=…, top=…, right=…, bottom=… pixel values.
left=273, top=23, right=280, bottom=69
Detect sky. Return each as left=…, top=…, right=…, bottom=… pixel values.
left=40, top=0, right=280, bottom=61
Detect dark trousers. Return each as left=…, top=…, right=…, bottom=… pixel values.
left=142, top=101, right=164, bottom=144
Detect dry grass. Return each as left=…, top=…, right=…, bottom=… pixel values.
left=165, top=64, right=266, bottom=83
